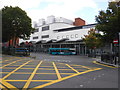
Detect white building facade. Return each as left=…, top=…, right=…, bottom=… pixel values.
left=20, top=15, right=95, bottom=43
left=19, top=16, right=96, bottom=55
left=20, top=16, right=75, bottom=43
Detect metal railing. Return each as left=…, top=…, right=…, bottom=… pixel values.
left=101, top=53, right=119, bottom=65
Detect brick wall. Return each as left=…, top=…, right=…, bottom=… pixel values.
left=73, top=18, right=85, bottom=26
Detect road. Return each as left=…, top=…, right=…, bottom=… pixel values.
left=0, top=53, right=119, bottom=89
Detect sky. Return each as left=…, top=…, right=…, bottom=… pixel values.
left=0, top=0, right=110, bottom=24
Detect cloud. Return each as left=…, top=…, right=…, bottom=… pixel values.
left=27, top=0, right=98, bottom=22
left=0, top=0, right=100, bottom=23
left=0, top=0, right=42, bottom=9
left=93, top=0, right=109, bottom=2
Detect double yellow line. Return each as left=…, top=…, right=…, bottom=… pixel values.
left=93, top=61, right=118, bottom=68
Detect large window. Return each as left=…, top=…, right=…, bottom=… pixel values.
left=33, top=36, right=38, bottom=39
left=41, top=35, right=49, bottom=38
left=42, top=26, right=49, bottom=31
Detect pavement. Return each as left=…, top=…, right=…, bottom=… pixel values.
left=94, top=56, right=119, bottom=68
left=0, top=53, right=119, bottom=89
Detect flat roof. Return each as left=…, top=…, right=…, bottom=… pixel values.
left=54, top=23, right=97, bottom=32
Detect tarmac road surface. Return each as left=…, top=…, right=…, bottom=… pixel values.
left=0, top=53, right=118, bottom=89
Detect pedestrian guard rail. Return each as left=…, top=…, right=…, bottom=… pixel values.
left=2, top=47, right=30, bottom=56
left=14, top=48, right=30, bottom=56
left=101, top=53, right=119, bottom=65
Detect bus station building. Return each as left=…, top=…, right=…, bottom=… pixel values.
left=19, top=15, right=96, bottom=55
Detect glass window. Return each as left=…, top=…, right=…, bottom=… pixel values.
left=41, top=35, right=49, bottom=38
left=42, top=26, right=49, bottom=31
left=33, top=36, right=38, bottom=39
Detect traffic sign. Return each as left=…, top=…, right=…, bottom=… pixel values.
left=113, top=39, right=118, bottom=44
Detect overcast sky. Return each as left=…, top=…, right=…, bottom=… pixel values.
left=0, top=0, right=110, bottom=24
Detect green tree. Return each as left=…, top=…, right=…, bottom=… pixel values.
left=95, top=1, right=120, bottom=43
left=83, top=28, right=102, bottom=49
left=83, top=28, right=102, bottom=57
left=2, top=6, right=34, bottom=45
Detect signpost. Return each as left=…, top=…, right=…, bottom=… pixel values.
left=113, top=39, right=118, bottom=44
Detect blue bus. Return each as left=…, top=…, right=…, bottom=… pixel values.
left=49, top=48, right=76, bottom=55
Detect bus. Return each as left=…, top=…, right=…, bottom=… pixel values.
left=49, top=48, right=76, bottom=55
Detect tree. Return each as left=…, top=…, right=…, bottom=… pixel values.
left=83, top=28, right=102, bottom=49
left=83, top=28, right=103, bottom=57
left=95, top=1, right=120, bottom=43
left=2, top=6, right=34, bottom=46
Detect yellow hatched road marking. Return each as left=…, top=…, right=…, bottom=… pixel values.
left=52, top=62, right=61, bottom=80
left=58, top=69, right=74, bottom=70
left=11, top=72, right=32, bottom=74
left=80, top=66, right=93, bottom=70
left=93, top=61, right=117, bottom=68
left=1, top=79, right=18, bottom=90
left=5, top=80, right=53, bottom=82
left=8, top=65, right=21, bottom=66
left=0, top=60, right=22, bottom=68
left=39, top=66, right=53, bottom=67
left=40, top=65, right=68, bottom=68
left=60, top=73, right=74, bottom=74
left=20, top=68, right=34, bottom=69
left=2, top=60, right=32, bottom=80
left=3, top=67, right=17, bottom=69
left=22, top=65, right=36, bottom=66
left=36, top=73, right=74, bottom=75
left=72, top=65, right=92, bottom=69
left=66, top=64, right=79, bottom=74
left=56, top=67, right=68, bottom=68
left=73, top=69, right=88, bottom=71
left=31, top=80, right=53, bottom=82
left=5, top=80, right=27, bottom=82
left=1, top=72, right=75, bottom=75
left=0, top=60, right=9, bottom=63
left=31, top=68, right=102, bottom=89
left=1, top=72, right=31, bottom=74
left=0, top=84, right=8, bottom=90
left=1, top=57, right=24, bottom=63
left=0, top=72, right=9, bottom=74
left=36, top=73, right=56, bottom=74
left=1, top=59, right=103, bottom=89
left=38, top=68, right=54, bottom=70
left=23, top=61, right=43, bottom=89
